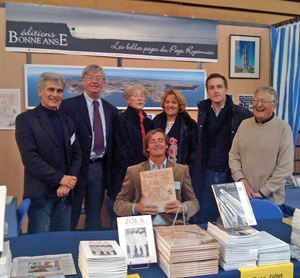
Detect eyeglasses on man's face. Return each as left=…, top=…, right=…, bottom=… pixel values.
left=252, top=98, right=273, bottom=104
left=85, top=75, right=104, bottom=82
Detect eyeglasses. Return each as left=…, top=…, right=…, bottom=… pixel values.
left=253, top=98, right=273, bottom=104
left=85, top=75, right=104, bottom=82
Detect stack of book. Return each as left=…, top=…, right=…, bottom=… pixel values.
left=207, top=222, right=260, bottom=270
left=0, top=242, right=12, bottom=278
left=291, top=208, right=300, bottom=247
left=78, top=240, right=127, bottom=278
left=154, top=225, right=220, bottom=278
left=257, top=231, right=290, bottom=266
left=0, top=186, right=7, bottom=257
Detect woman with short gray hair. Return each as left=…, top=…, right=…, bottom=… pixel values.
left=110, top=84, right=153, bottom=200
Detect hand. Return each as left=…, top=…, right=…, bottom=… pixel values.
left=57, top=185, right=70, bottom=197
left=242, top=179, right=256, bottom=199
left=135, top=195, right=158, bottom=215
left=59, top=175, right=77, bottom=189
left=165, top=200, right=185, bottom=214
left=254, top=192, right=263, bottom=199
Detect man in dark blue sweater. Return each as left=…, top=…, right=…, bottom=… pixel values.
left=193, top=73, right=252, bottom=223
left=15, top=72, right=81, bottom=234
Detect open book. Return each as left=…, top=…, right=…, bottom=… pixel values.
left=211, top=182, right=256, bottom=229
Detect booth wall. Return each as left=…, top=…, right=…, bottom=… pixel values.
left=0, top=6, right=270, bottom=230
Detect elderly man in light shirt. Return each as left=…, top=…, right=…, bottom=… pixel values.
left=229, top=86, right=294, bottom=208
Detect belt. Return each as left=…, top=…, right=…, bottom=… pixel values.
left=88, top=157, right=103, bottom=164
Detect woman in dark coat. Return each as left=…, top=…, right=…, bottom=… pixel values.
left=110, top=85, right=153, bottom=200
left=153, top=89, right=198, bottom=168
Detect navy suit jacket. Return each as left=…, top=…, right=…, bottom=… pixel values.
left=60, top=94, right=118, bottom=197
left=15, top=104, right=82, bottom=207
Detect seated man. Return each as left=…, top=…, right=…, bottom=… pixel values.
left=229, top=86, right=294, bottom=207
left=114, top=128, right=199, bottom=225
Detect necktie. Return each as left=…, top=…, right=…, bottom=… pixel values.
left=93, top=100, right=104, bottom=155
left=139, top=110, right=146, bottom=142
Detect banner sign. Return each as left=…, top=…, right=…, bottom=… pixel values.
left=6, top=3, right=218, bottom=62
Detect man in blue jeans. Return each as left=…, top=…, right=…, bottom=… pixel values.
left=194, top=73, right=252, bottom=223
left=15, top=72, right=81, bottom=233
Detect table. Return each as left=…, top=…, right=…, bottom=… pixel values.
left=4, top=196, right=18, bottom=239
left=5, top=219, right=300, bottom=278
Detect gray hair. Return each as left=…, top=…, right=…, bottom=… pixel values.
left=254, top=86, right=278, bottom=105
left=81, top=64, right=106, bottom=81
left=38, top=72, right=66, bottom=90
left=123, top=85, right=150, bottom=101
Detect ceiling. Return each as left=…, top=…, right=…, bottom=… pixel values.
left=1, top=0, right=299, bottom=25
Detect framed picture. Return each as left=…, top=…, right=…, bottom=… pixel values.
left=238, top=94, right=253, bottom=112
left=24, top=64, right=206, bottom=110
left=229, top=35, right=260, bottom=79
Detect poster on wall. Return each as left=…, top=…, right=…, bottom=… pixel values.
left=6, top=3, right=218, bottom=62
left=24, top=65, right=206, bottom=110
left=0, top=89, right=20, bottom=130
left=238, top=94, right=253, bottom=112
left=229, top=35, right=260, bottom=79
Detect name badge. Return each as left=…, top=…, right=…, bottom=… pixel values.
left=70, top=133, right=76, bottom=145
left=174, top=181, right=180, bottom=190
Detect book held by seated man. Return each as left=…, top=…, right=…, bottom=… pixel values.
left=211, top=182, right=257, bottom=229
left=140, top=168, right=176, bottom=213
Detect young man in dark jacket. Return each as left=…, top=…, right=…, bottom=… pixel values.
left=194, top=73, right=252, bottom=223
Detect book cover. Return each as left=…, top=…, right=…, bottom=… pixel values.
left=211, top=182, right=256, bottom=229
left=117, top=215, right=157, bottom=265
left=79, top=240, right=125, bottom=260
left=140, top=168, right=176, bottom=213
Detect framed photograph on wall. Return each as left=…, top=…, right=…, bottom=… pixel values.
left=24, top=65, right=206, bottom=110
left=229, top=35, right=260, bottom=79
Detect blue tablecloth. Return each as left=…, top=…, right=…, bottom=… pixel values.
left=285, top=187, right=300, bottom=213
left=4, top=196, right=18, bottom=239
left=5, top=219, right=300, bottom=278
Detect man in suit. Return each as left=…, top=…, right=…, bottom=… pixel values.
left=60, top=64, right=118, bottom=230
left=114, top=128, right=199, bottom=225
left=15, top=72, right=81, bottom=234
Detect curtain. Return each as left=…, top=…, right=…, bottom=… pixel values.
left=271, top=21, right=300, bottom=146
